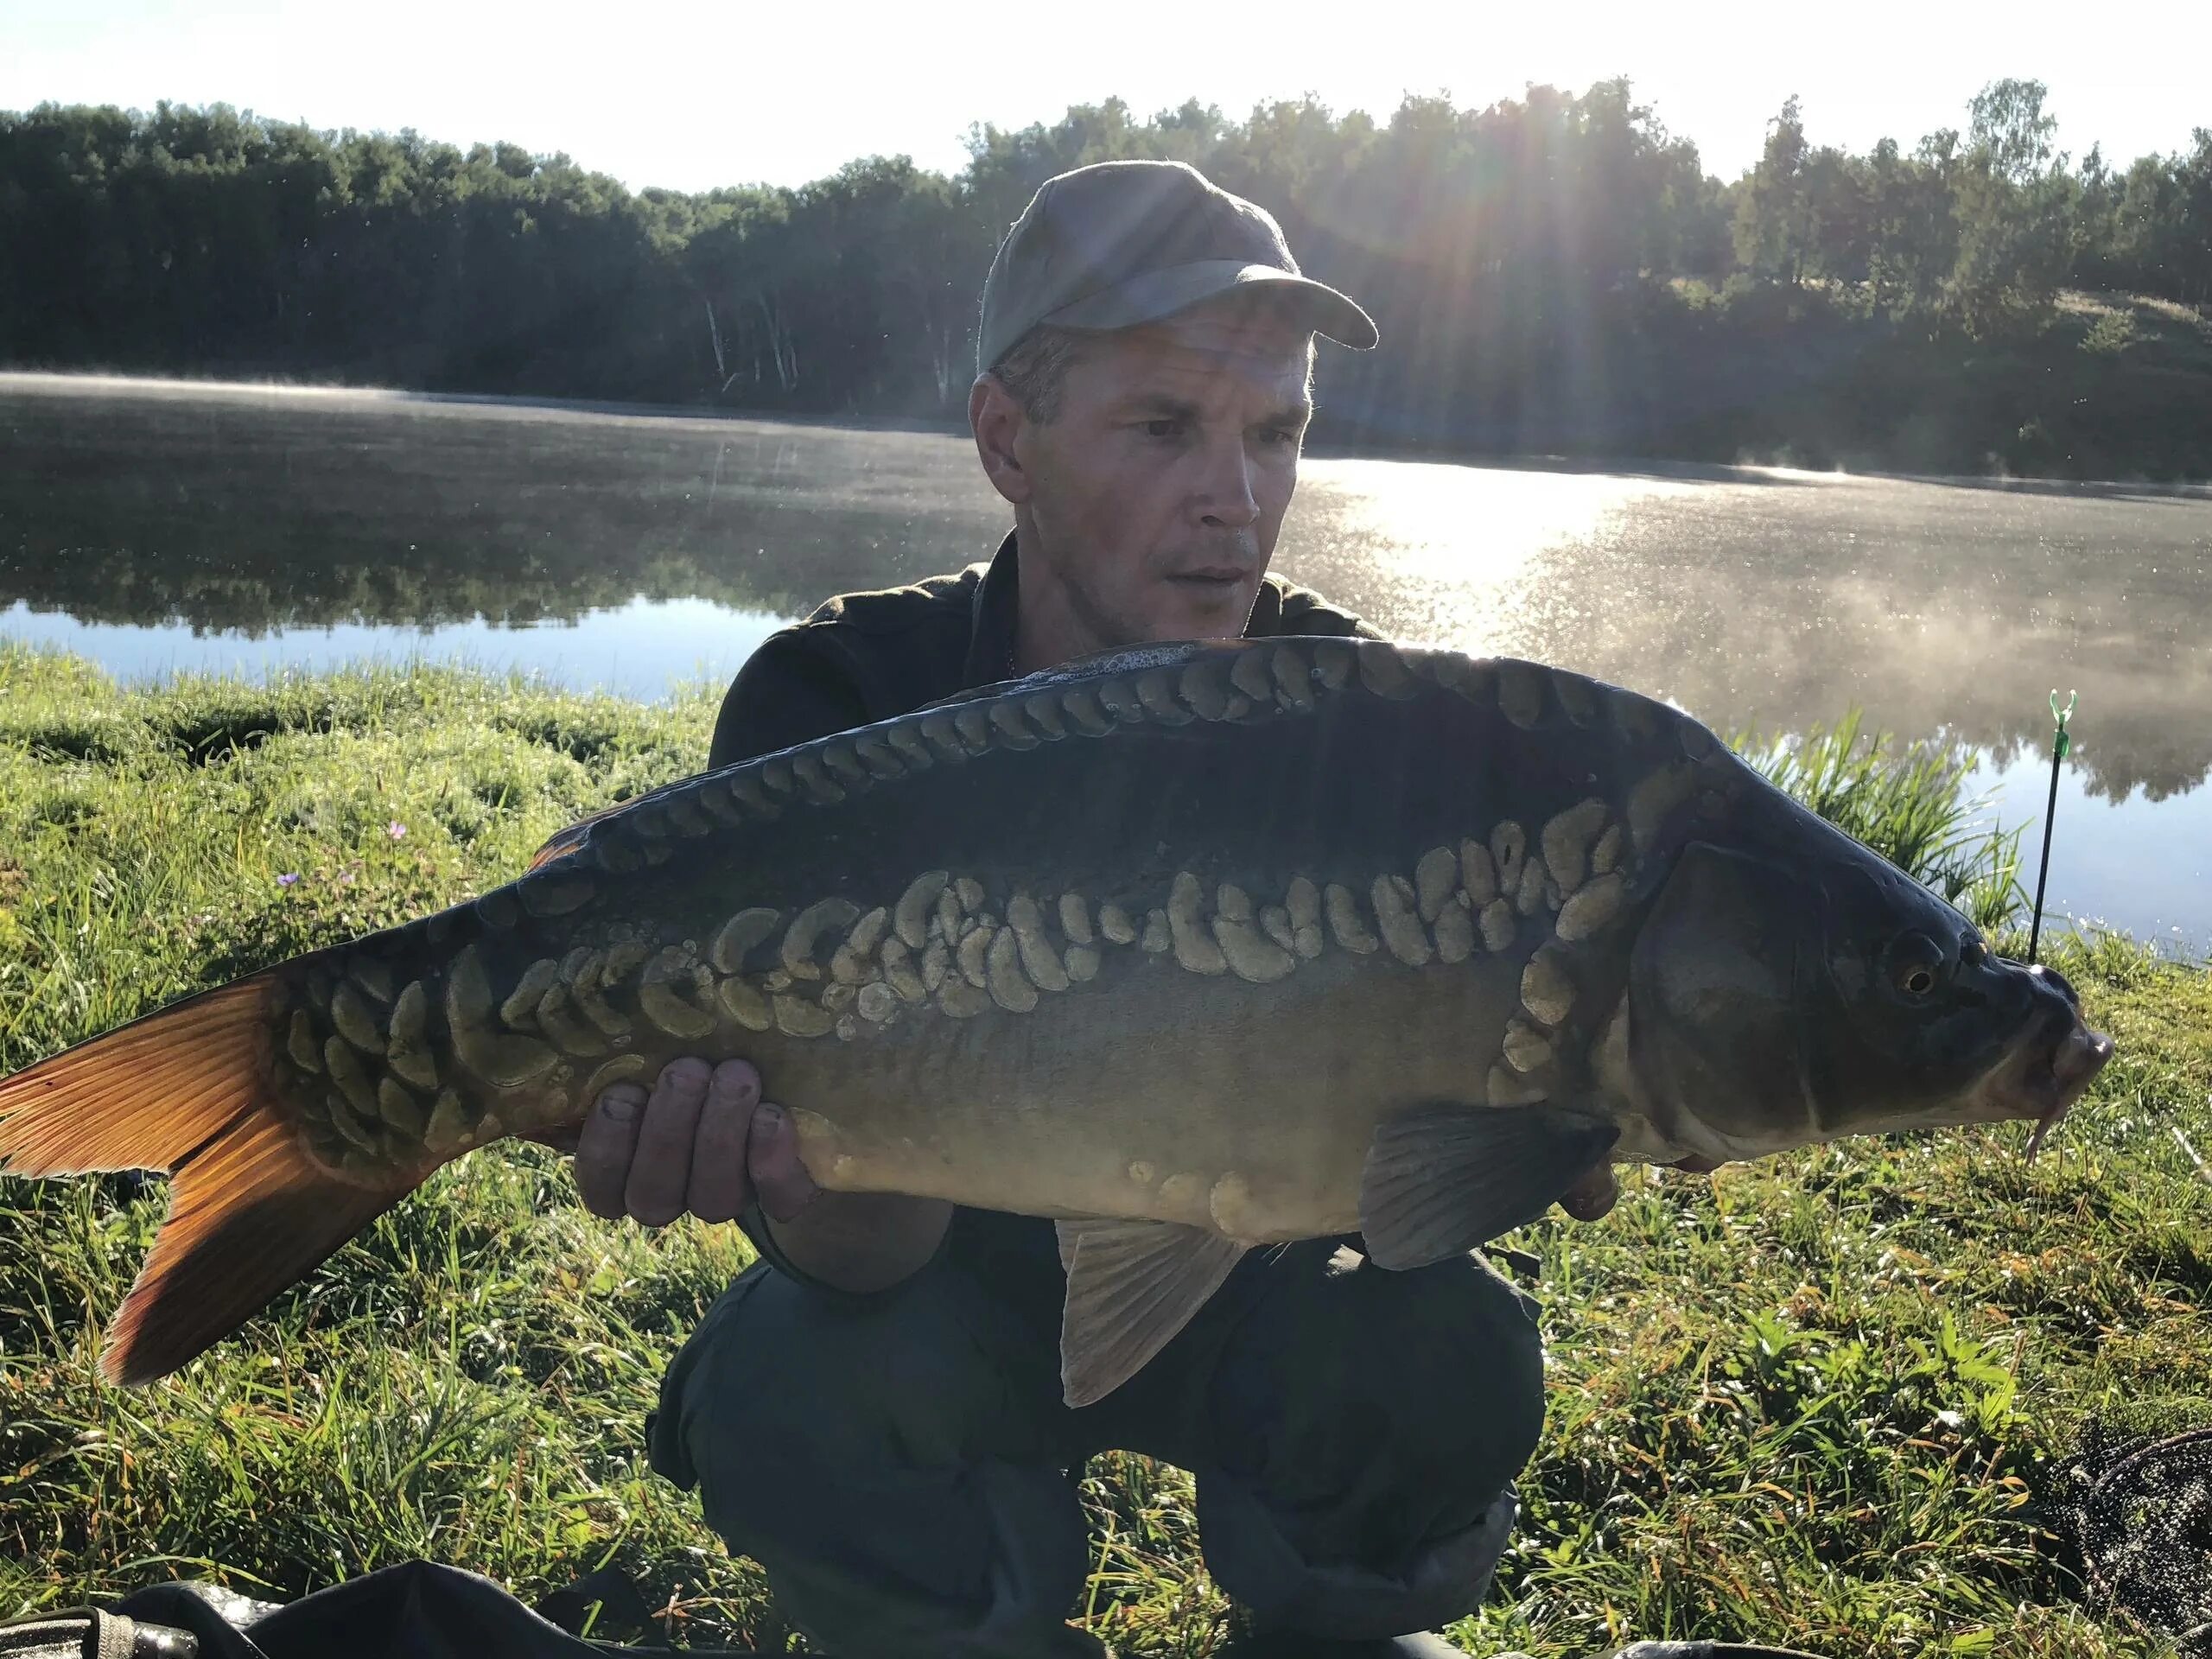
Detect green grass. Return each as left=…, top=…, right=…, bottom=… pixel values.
left=2, top=642, right=2208, bottom=1656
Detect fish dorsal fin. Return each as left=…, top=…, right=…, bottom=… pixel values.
left=1358, top=1104, right=1619, bottom=1270
left=1055, top=1217, right=1249, bottom=1408
left=526, top=798, right=634, bottom=872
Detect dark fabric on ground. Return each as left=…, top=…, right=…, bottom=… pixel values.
left=8, top=1571, right=1831, bottom=1658
left=99, top=1563, right=658, bottom=1658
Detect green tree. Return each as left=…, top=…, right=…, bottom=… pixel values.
left=2, top=84, right=2203, bottom=440
left=1967, top=78, right=2058, bottom=185
left=1734, top=97, right=1813, bottom=285
left=1946, top=79, right=2075, bottom=335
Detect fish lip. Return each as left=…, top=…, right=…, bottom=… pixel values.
left=1997, top=1018, right=2115, bottom=1159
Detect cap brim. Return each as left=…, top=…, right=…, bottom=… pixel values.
left=1041, top=259, right=1378, bottom=351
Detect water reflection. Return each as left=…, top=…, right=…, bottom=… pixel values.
left=0, top=375, right=1007, bottom=633
left=3, top=374, right=2207, bottom=949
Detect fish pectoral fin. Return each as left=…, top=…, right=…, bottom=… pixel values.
left=1358, top=1103, right=1620, bottom=1270
left=1056, top=1217, right=1249, bottom=1409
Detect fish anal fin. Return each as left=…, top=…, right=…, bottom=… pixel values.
left=1359, top=1103, right=1618, bottom=1270
left=1056, top=1217, right=1248, bottom=1409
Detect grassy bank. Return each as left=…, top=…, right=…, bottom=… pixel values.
left=1331, top=286, right=2212, bottom=485
left=1664, top=286, right=2212, bottom=484
left=1, top=644, right=2208, bottom=1656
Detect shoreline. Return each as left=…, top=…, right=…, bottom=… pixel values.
left=8, top=368, right=2209, bottom=496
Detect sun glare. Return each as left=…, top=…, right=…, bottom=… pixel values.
left=1288, top=456, right=1702, bottom=653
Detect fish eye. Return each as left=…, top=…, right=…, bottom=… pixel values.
left=1887, top=931, right=1947, bottom=998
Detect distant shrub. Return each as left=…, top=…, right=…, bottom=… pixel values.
left=2082, top=309, right=2139, bottom=356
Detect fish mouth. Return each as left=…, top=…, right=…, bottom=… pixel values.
left=1993, top=1015, right=2115, bottom=1160
left=1650, top=1003, right=2113, bottom=1177
left=1962, top=959, right=2115, bottom=1160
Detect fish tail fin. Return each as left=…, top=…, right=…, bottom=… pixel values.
left=0, top=976, right=410, bottom=1384
left=101, top=1101, right=405, bottom=1385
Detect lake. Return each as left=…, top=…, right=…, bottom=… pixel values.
left=3, top=372, right=2208, bottom=957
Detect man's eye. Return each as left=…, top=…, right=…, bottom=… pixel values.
left=1142, top=419, right=1181, bottom=439
left=1258, top=426, right=1298, bottom=447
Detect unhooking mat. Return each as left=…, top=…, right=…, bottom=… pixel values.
left=1, top=1560, right=769, bottom=1659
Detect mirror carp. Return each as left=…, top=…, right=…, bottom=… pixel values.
left=0, top=638, right=2113, bottom=1405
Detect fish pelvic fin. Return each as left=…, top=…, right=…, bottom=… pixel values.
left=0, top=975, right=410, bottom=1385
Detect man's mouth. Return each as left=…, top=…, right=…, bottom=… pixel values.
left=1167, top=567, right=1250, bottom=588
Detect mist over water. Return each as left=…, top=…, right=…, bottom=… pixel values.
left=3, top=373, right=2206, bottom=953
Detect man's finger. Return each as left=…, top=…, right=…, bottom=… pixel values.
left=748, top=1102, right=821, bottom=1224
left=624, top=1058, right=712, bottom=1227
left=1558, top=1161, right=1620, bottom=1222
left=574, top=1085, right=645, bottom=1219
left=685, top=1059, right=762, bottom=1224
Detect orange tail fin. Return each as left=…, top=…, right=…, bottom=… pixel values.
left=0, top=976, right=410, bottom=1384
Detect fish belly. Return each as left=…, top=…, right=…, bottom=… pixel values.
left=769, top=941, right=1523, bottom=1244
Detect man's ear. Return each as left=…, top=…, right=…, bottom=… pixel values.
left=969, top=374, right=1032, bottom=506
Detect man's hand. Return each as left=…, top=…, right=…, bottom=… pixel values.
left=1556, top=1156, right=1729, bottom=1226
left=563, top=1057, right=953, bottom=1293
left=572, top=1058, right=814, bottom=1227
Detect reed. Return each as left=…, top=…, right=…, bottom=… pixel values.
left=1737, top=708, right=2028, bottom=935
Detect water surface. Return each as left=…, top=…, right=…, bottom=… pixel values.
left=3, top=373, right=2206, bottom=954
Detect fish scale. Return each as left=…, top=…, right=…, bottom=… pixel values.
left=0, top=636, right=2116, bottom=1406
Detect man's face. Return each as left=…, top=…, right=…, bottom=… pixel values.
left=1002, top=301, right=1313, bottom=655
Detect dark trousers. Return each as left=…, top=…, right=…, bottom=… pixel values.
left=647, top=1218, right=1545, bottom=1656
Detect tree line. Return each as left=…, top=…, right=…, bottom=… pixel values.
left=2, top=82, right=2208, bottom=467
left=1730, top=82, right=2209, bottom=333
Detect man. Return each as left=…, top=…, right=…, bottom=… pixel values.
left=565, top=162, right=1817, bottom=1659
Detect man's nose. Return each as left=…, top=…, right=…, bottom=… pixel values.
left=1195, top=436, right=1260, bottom=531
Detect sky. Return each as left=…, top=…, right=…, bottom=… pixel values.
left=5, top=0, right=2208, bottom=194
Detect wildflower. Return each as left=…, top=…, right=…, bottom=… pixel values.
left=387, top=821, right=408, bottom=840
left=277, top=873, right=301, bottom=888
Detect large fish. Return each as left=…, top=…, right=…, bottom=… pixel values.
left=0, top=639, right=2113, bottom=1406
